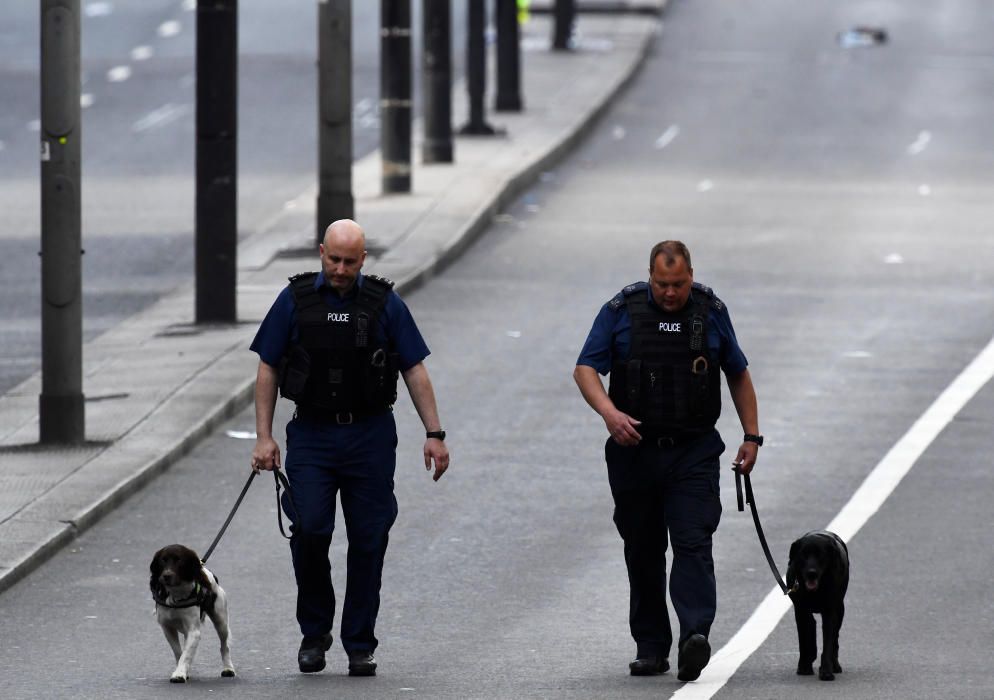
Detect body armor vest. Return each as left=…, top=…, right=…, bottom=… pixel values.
left=607, top=282, right=722, bottom=437
left=278, top=272, right=399, bottom=414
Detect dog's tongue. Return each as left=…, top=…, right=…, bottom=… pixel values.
left=805, top=580, right=818, bottom=592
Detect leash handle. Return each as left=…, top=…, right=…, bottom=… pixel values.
left=273, top=469, right=298, bottom=540
left=202, top=470, right=257, bottom=563
left=732, top=466, right=790, bottom=595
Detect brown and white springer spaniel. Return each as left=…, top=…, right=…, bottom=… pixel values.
left=149, top=544, right=235, bottom=683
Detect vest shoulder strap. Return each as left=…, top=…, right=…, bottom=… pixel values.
left=608, top=281, right=647, bottom=310
left=692, top=281, right=724, bottom=311
left=357, top=274, right=395, bottom=314
left=287, top=271, right=322, bottom=311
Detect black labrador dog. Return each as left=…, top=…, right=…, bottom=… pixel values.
left=786, top=530, right=849, bottom=681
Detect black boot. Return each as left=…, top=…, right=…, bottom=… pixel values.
left=298, top=633, right=333, bottom=673
left=348, top=650, right=377, bottom=677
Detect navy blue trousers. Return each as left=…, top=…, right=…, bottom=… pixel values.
left=283, top=411, right=399, bottom=653
left=605, top=429, right=724, bottom=659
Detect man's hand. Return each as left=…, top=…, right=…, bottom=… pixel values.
left=732, top=441, right=758, bottom=475
left=604, top=408, right=642, bottom=447
left=424, top=438, right=449, bottom=481
left=251, top=436, right=282, bottom=473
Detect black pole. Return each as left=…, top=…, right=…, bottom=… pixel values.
left=495, top=0, right=522, bottom=112
left=317, top=0, right=354, bottom=242
left=552, top=0, right=575, bottom=51
left=195, top=0, right=237, bottom=323
left=381, top=0, right=412, bottom=193
left=40, top=0, right=84, bottom=443
left=422, top=0, right=453, bottom=163
left=459, top=0, right=496, bottom=135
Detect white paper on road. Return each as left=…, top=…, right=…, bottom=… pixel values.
left=671, top=333, right=994, bottom=699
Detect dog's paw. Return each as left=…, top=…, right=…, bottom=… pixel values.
left=169, top=674, right=188, bottom=684
left=221, top=668, right=235, bottom=678
left=796, top=664, right=814, bottom=676
left=818, top=668, right=835, bottom=681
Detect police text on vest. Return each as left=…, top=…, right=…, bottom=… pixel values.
left=328, top=312, right=350, bottom=322
left=658, top=322, right=681, bottom=332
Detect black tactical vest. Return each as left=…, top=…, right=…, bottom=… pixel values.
left=607, top=281, right=722, bottom=437
left=278, top=272, right=399, bottom=415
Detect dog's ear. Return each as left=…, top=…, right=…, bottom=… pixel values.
left=150, top=548, right=164, bottom=577
left=786, top=539, right=800, bottom=586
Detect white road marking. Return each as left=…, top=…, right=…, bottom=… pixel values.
left=612, top=125, right=627, bottom=140
left=84, top=2, right=113, bottom=17
left=907, top=130, right=931, bottom=155
left=884, top=253, right=904, bottom=264
left=158, top=20, right=182, bottom=38
left=697, top=179, right=714, bottom=192
left=918, top=184, right=932, bottom=196
left=131, top=45, right=154, bottom=61
left=80, top=93, right=95, bottom=108
left=132, top=103, right=192, bottom=132
left=671, top=334, right=994, bottom=699
left=107, top=65, right=132, bottom=82
left=655, top=124, right=680, bottom=149
left=843, top=350, right=873, bottom=359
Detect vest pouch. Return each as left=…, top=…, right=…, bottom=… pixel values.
left=278, top=344, right=311, bottom=401
left=363, top=349, right=400, bottom=409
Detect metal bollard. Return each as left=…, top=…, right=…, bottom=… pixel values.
left=552, top=0, right=575, bottom=50
left=422, top=0, right=453, bottom=163
left=459, top=0, right=497, bottom=135
left=317, top=0, right=354, bottom=241
left=381, top=0, right=412, bottom=193
left=195, top=0, right=238, bottom=324
left=40, top=0, right=84, bottom=443
left=495, top=0, right=523, bottom=112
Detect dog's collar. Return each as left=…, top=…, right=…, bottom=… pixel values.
left=151, top=581, right=217, bottom=616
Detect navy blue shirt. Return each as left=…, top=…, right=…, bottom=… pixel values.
left=577, top=283, right=748, bottom=377
left=251, top=271, right=430, bottom=372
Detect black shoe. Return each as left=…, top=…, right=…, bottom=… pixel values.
left=348, top=650, right=377, bottom=677
left=677, top=634, right=711, bottom=682
left=298, top=633, right=333, bottom=673
left=629, top=655, right=670, bottom=676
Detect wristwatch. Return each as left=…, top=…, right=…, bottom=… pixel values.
left=426, top=430, right=446, bottom=441
left=743, top=433, right=764, bottom=446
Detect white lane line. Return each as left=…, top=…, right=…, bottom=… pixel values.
left=671, top=334, right=994, bottom=699
left=131, top=45, right=154, bottom=61
left=696, top=179, right=714, bottom=192
left=158, top=20, right=182, bottom=38
left=84, top=2, right=113, bottom=17
left=132, top=103, right=192, bottom=133
left=654, top=124, right=680, bottom=150
left=107, top=65, right=132, bottom=82
left=918, top=184, right=932, bottom=196
left=907, top=130, right=931, bottom=155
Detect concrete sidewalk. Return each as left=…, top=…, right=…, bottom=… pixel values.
left=0, top=13, right=662, bottom=595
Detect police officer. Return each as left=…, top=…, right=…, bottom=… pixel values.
left=250, top=219, right=449, bottom=677
left=573, top=241, right=760, bottom=682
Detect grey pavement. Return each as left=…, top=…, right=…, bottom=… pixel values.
left=0, top=12, right=662, bottom=595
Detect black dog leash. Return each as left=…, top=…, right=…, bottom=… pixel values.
left=733, top=466, right=794, bottom=595
left=202, top=469, right=298, bottom=564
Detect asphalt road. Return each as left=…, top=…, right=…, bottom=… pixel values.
left=3, top=1, right=994, bottom=698
left=0, top=0, right=466, bottom=394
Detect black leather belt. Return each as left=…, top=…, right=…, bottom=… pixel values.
left=295, top=407, right=388, bottom=424
left=642, top=431, right=706, bottom=449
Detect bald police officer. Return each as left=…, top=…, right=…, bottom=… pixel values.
left=573, top=241, right=760, bottom=682
left=250, top=219, right=449, bottom=677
